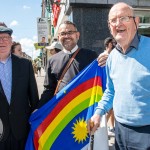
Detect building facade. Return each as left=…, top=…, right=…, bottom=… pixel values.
left=47, top=0, right=150, bottom=54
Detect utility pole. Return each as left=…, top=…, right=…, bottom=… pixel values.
left=41, top=0, right=46, bottom=70
left=41, top=0, right=45, bottom=17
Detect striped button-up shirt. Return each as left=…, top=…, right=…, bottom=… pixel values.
left=0, top=55, right=12, bottom=104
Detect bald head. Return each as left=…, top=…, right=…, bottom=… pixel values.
left=109, top=2, right=134, bottom=19
left=108, top=2, right=140, bottom=53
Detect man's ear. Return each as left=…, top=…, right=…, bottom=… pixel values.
left=57, top=35, right=60, bottom=41
left=108, top=23, right=112, bottom=35
left=135, top=16, right=140, bottom=28
left=76, top=31, right=80, bottom=40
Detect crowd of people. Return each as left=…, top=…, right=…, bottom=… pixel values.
left=0, top=2, right=150, bottom=150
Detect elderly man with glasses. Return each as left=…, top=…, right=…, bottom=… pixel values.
left=38, top=21, right=98, bottom=107
left=0, top=22, right=39, bottom=150
left=88, top=2, right=150, bottom=150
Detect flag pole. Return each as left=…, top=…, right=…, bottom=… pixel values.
left=90, top=134, right=94, bottom=150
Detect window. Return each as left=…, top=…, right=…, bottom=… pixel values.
left=134, top=8, right=150, bottom=37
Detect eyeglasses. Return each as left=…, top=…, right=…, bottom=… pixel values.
left=58, top=31, right=77, bottom=37
left=108, top=16, right=135, bottom=26
left=0, top=36, right=11, bottom=41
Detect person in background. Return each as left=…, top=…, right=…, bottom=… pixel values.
left=104, top=37, right=116, bottom=54
left=46, top=41, right=62, bottom=55
left=103, top=37, right=116, bottom=136
left=97, top=37, right=116, bottom=67
left=88, top=2, right=150, bottom=150
left=52, top=38, right=58, bottom=42
left=0, top=22, right=39, bottom=150
left=36, top=59, right=42, bottom=77
left=32, top=60, right=38, bottom=75
left=11, top=41, right=23, bottom=57
left=37, top=20, right=98, bottom=107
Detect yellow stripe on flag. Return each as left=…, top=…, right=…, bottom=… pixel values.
left=38, top=86, right=102, bottom=150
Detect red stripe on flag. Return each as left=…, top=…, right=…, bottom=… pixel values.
left=34, top=76, right=101, bottom=149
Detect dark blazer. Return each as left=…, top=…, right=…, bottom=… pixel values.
left=38, top=48, right=98, bottom=107
left=0, top=54, right=39, bottom=141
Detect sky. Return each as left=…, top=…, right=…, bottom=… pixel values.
left=0, top=0, right=42, bottom=59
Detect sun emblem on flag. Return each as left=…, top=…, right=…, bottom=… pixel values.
left=72, top=117, right=89, bottom=143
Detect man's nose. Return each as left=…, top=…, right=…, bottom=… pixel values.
left=115, top=18, right=122, bottom=26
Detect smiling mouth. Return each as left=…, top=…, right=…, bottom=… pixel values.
left=0, top=46, right=6, bottom=49
left=64, top=38, right=72, bottom=41
left=117, top=29, right=126, bottom=33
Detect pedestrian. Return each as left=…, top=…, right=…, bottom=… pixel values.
left=11, top=41, right=23, bottom=57
left=0, top=22, right=39, bottom=150
left=46, top=41, right=62, bottom=55
left=32, top=60, right=38, bottom=75
left=38, top=20, right=98, bottom=107
left=88, top=2, right=150, bottom=150
left=36, top=59, right=42, bottom=76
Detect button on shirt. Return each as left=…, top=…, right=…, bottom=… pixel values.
left=0, top=55, right=12, bottom=104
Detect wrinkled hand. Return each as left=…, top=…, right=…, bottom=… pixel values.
left=97, top=52, right=109, bottom=67
left=87, top=114, right=101, bottom=135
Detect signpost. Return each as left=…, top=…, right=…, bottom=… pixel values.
left=37, top=18, right=49, bottom=46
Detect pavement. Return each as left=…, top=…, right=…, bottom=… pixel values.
left=35, top=68, right=45, bottom=97
left=109, top=136, right=115, bottom=150
left=35, top=68, right=115, bottom=150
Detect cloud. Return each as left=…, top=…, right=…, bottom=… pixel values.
left=12, top=35, right=17, bottom=41
left=10, top=20, right=19, bottom=27
left=33, top=36, right=38, bottom=41
left=23, top=5, right=31, bottom=9
left=19, top=37, right=40, bottom=59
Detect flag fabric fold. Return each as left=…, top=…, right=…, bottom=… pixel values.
left=26, top=59, right=107, bottom=150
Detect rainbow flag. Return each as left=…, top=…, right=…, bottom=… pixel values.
left=26, top=59, right=106, bottom=150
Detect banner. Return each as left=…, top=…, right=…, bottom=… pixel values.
left=26, top=60, right=108, bottom=150
left=52, top=0, right=60, bottom=27
left=37, top=18, right=49, bottom=46
left=34, top=43, right=44, bottom=50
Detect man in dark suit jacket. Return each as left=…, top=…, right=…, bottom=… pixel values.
left=0, top=22, right=39, bottom=150
left=38, top=21, right=98, bottom=107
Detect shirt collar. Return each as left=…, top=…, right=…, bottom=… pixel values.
left=116, top=33, right=140, bottom=54
left=0, top=54, right=11, bottom=64
left=63, top=45, right=78, bottom=54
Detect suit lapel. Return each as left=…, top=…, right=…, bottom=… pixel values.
left=0, top=79, right=9, bottom=107
left=0, top=81, right=6, bottom=98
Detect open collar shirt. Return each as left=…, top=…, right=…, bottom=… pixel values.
left=0, top=54, right=12, bottom=104
left=63, top=45, right=78, bottom=54
left=116, top=34, right=140, bottom=54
